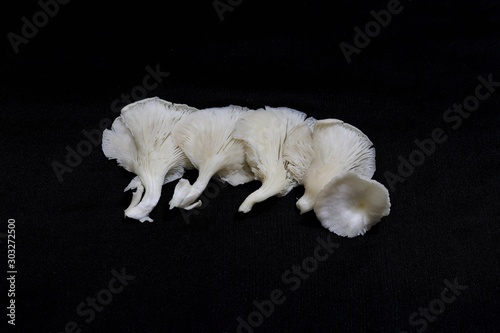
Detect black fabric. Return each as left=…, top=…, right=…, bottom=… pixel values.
left=2, top=1, right=500, bottom=332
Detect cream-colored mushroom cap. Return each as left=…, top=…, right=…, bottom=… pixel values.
left=102, top=97, right=196, bottom=222
left=169, top=105, right=253, bottom=210
left=314, top=172, right=390, bottom=237
left=234, top=107, right=315, bottom=213
left=296, top=119, right=375, bottom=214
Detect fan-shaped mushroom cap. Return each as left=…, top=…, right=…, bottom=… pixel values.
left=169, top=106, right=253, bottom=210
left=296, top=119, right=375, bottom=214
left=314, top=172, right=391, bottom=237
left=102, top=97, right=196, bottom=222
left=234, top=107, right=314, bottom=213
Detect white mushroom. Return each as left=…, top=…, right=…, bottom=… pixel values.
left=102, top=97, right=196, bottom=222
left=123, top=176, right=144, bottom=216
left=169, top=106, right=254, bottom=210
left=101, top=116, right=145, bottom=215
left=314, top=172, right=391, bottom=237
left=234, top=107, right=315, bottom=213
left=296, top=119, right=375, bottom=214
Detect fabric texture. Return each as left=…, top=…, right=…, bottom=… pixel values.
left=2, top=1, right=499, bottom=332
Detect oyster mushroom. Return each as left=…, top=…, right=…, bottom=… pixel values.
left=296, top=119, right=376, bottom=214
left=314, top=172, right=391, bottom=237
left=169, top=106, right=254, bottom=210
left=234, top=107, right=315, bottom=213
left=102, top=97, right=197, bottom=222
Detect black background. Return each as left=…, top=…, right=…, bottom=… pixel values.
left=2, top=0, right=500, bottom=332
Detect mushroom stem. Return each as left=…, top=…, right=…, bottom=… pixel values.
left=238, top=177, right=289, bottom=213
left=176, top=176, right=210, bottom=210
left=125, top=173, right=164, bottom=222
left=124, top=176, right=144, bottom=216
left=169, top=159, right=223, bottom=210
left=295, top=188, right=316, bottom=214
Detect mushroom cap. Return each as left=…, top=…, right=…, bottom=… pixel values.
left=282, top=119, right=315, bottom=184
left=296, top=119, right=376, bottom=214
left=105, top=97, right=197, bottom=222
left=102, top=116, right=138, bottom=173
left=169, top=106, right=254, bottom=210
left=172, top=105, right=253, bottom=184
left=308, top=119, right=376, bottom=181
left=234, top=107, right=314, bottom=212
left=233, top=106, right=311, bottom=186
left=314, top=172, right=391, bottom=237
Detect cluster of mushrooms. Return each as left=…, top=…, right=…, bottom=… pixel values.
left=102, top=97, right=391, bottom=237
